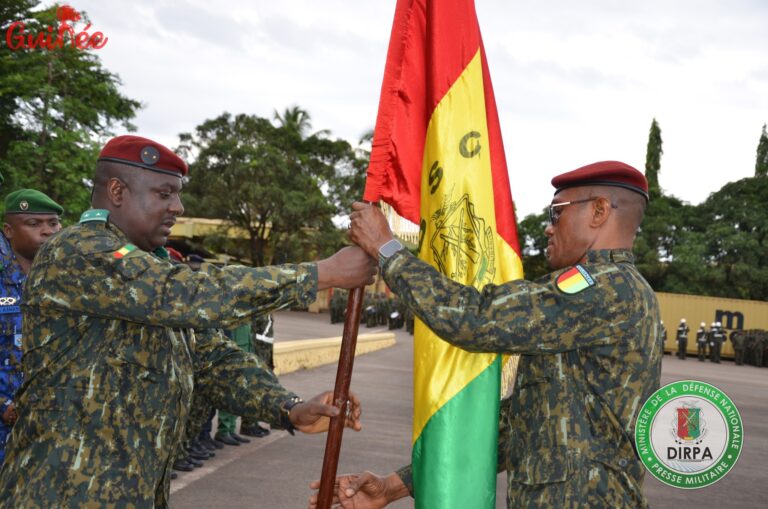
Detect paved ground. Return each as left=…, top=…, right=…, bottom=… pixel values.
left=170, top=311, right=767, bottom=508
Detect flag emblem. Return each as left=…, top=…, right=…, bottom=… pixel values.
left=676, top=407, right=701, bottom=441
left=113, top=244, right=137, bottom=259
left=555, top=265, right=595, bottom=294
left=429, top=194, right=495, bottom=286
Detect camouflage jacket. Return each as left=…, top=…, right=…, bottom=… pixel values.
left=387, top=249, right=662, bottom=508
left=0, top=212, right=317, bottom=508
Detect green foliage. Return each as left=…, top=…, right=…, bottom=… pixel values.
left=756, top=124, right=768, bottom=177
left=634, top=195, right=693, bottom=289
left=0, top=2, right=139, bottom=222
left=517, top=208, right=549, bottom=280
left=634, top=177, right=768, bottom=300
left=178, top=110, right=367, bottom=266
left=691, top=178, right=768, bottom=300
left=644, top=118, right=663, bottom=199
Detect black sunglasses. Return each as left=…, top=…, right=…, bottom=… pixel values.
left=549, top=197, right=617, bottom=225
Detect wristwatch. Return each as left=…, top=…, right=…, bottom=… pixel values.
left=378, top=238, right=405, bottom=265
left=279, top=396, right=304, bottom=435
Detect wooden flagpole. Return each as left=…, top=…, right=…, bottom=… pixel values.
left=315, top=286, right=365, bottom=508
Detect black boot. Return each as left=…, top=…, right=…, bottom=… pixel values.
left=172, top=459, right=194, bottom=472
left=240, top=424, right=270, bottom=438
left=200, top=434, right=223, bottom=450
left=190, top=439, right=215, bottom=458
left=186, top=456, right=204, bottom=468
left=214, top=433, right=241, bottom=446
left=230, top=432, right=251, bottom=444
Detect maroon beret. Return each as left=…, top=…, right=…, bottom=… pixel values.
left=551, top=161, right=649, bottom=201
left=98, top=135, right=188, bottom=177
left=166, top=247, right=184, bottom=262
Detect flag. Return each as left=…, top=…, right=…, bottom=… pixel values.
left=364, top=0, right=524, bottom=506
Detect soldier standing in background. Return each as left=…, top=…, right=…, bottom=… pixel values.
left=696, top=322, right=708, bottom=361
left=659, top=321, right=667, bottom=351
left=240, top=314, right=275, bottom=438
left=754, top=330, right=767, bottom=367
left=676, top=319, right=689, bottom=359
left=730, top=330, right=746, bottom=366
left=330, top=289, right=346, bottom=324
left=0, top=190, right=63, bottom=464
left=710, top=322, right=724, bottom=363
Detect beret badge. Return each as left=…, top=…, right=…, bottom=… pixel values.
left=140, top=146, right=160, bottom=166
left=19, top=201, right=29, bottom=211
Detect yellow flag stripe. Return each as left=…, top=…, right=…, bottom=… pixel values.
left=413, top=50, right=524, bottom=442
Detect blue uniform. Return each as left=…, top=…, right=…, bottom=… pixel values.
left=0, top=234, right=25, bottom=464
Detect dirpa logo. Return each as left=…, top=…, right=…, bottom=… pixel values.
left=635, top=380, right=743, bottom=489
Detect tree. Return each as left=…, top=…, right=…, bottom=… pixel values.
left=756, top=123, right=768, bottom=177
left=178, top=111, right=360, bottom=266
left=516, top=209, right=550, bottom=280
left=273, top=106, right=316, bottom=138
left=644, top=118, right=663, bottom=200
left=329, top=129, right=372, bottom=212
left=691, top=177, right=768, bottom=300
left=0, top=2, right=140, bottom=222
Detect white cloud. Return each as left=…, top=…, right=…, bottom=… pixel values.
left=65, top=0, right=767, bottom=218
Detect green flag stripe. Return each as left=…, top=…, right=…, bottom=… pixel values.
left=413, top=357, right=501, bottom=508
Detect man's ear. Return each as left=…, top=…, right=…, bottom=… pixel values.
left=3, top=222, right=12, bottom=240
left=106, top=178, right=126, bottom=207
left=590, top=197, right=612, bottom=228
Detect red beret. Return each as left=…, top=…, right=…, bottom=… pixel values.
left=551, top=161, right=649, bottom=201
left=98, top=135, right=188, bottom=177
left=166, top=247, right=184, bottom=262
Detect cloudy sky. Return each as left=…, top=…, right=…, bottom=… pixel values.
left=69, top=0, right=768, bottom=218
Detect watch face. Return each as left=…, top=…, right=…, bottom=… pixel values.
left=380, top=240, right=403, bottom=258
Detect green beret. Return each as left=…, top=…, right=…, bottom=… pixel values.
left=4, top=189, right=64, bottom=215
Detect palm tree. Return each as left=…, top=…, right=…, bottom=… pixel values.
left=274, top=106, right=330, bottom=139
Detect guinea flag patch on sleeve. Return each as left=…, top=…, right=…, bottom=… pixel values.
left=556, top=264, right=596, bottom=294
left=113, top=244, right=138, bottom=259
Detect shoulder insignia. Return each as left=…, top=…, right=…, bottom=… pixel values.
left=79, top=209, right=110, bottom=223
left=113, top=244, right=138, bottom=259
left=555, top=264, right=596, bottom=294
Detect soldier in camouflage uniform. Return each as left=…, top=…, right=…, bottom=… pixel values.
left=240, top=314, right=275, bottom=438
left=321, top=161, right=662, bottom=509
left=0, top=135, right=373, bottom=508
left=730, top=330, right=746, bottom=366
left=753, top=330, right=767, bottom=367
left=0, top=189, right=62, bottom=464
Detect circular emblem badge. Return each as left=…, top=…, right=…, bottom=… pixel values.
left=140, top=145, right=160, bottom=165
left=19, top=200, right=29, bottom=211
left=635, top=380, right=743, bottom=489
